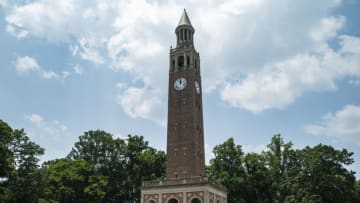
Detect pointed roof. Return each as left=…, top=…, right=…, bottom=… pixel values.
left=177, top=9, right=192, bottom=27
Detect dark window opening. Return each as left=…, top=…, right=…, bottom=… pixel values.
left=187, top=56, right=190, bottom=66
left=168, top=198, right=179, bottom=203
left=191, top=198, right=202, bottom=203
left=178, top=56, right=184, bottom=68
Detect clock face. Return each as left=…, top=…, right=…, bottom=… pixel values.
left=174, top=77, right=187, bottom=91
left=195, top=81, right=200, bottom=94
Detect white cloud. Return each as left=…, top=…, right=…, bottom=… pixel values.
left=42, top=71, right=58, bottom=79
left=6, top=24, right=28, bottom=38
left=15, top=56, right=40, bottom=73
left=62, top=71, right=70, bottom=79
left=14, top=56, right=70, bottom=81
left=310, top=16, right=345, bottom=42
left=69, top=45, right=79, bottom=56
left=24, top=113, right=73, bottom=161
left=41, top=71, right=69, bottom=81
left=305, top=105, right=360, bottom=145
left=25, top=114, right=43, bottom=124
left=220, top=34, right=360, bottom=113
left=340, top=35, right=360, bottom=54
left=73, top=64, right=83, bottom=75
left=5, top=0, right=359, bottom=120
left=116, top=86, right=166, bottom=126
left=115, top=82, right=127, bottom=89
left=25, top=114, right=68, bottom=136
left=0, top=0, right=7, bottom=8
left=78, top=37, right=106, bottom=64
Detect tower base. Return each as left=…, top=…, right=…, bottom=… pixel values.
left=140, top=177, right=227, bottom=203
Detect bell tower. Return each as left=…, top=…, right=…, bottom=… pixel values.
left=141, top=10, right=227, bottom=203
left=166, top=9, right=205, bottom=180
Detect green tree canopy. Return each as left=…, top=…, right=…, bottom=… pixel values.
left=0, top=121, right=44, bottom=203
left=40, top=159, right=107, bottom=203
left=208, top=135, right=360, bottom=203
left=68, top=130, right=166, bottom=203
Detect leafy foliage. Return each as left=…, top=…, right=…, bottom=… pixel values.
left=0, top=124, right=44, bottom=203
left=208, top=134, right=360, bottom=203
left=67, top=130, right=166, bottom=203
left=1, top=119, right=359, bottom=203
left=40, top=159, right=107, bottom=203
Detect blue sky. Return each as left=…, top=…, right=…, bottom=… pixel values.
left=1, top=0, right=360, bottom=177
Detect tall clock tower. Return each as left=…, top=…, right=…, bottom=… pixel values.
left=166, top=9, right=205, bottom=180
left=141, top=10, right=227, bottom=203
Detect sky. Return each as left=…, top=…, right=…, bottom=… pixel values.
left=0, top=0, right=360, bottom=177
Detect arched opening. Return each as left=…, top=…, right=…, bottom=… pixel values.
left=178, top=56, right=184, bottom=68
left=191, top=197, right=202, bottom=203
left=168, top=198, right=178, bottom=203
left=147, top=200, right=156, bottom=203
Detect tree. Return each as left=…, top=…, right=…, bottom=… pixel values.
left=284, top=144, right=358, bottom=203
left=243, top=153, right=273, bottom=203
left=68, top=131, right=166, bottom=203
left=124, top=135, right=166, bottom=203
left=40, top=159, right=107, bottom=203
left=265, top=134, right=294, bottom=203
left=0, top=120, right=13, bottom=202
left=208, top=135, right=360, bottom=203
left=208, top=138, right=247, bottom=203
left=68, top=130, right=128, bottom=202
left=0, top=120, right=13, bottom=179
left=1, top=127, right=44, bottom=202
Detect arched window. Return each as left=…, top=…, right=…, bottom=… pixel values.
left=168, top=198, right=178, bottom=203
left=191, top=198, right=202, bottom=203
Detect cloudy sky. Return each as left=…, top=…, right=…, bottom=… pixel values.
left=1, top=0, right=360, bottom=177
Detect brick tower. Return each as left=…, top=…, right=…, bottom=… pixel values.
left=141, top=10, right=227, bottom=203
left=166, top=9, right=205, bottom=180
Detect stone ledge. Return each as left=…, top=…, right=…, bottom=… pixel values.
left=141, top=176, right=226, bottom=192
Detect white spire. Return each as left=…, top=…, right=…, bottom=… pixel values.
left=177, top=9, right=192, bottom=27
